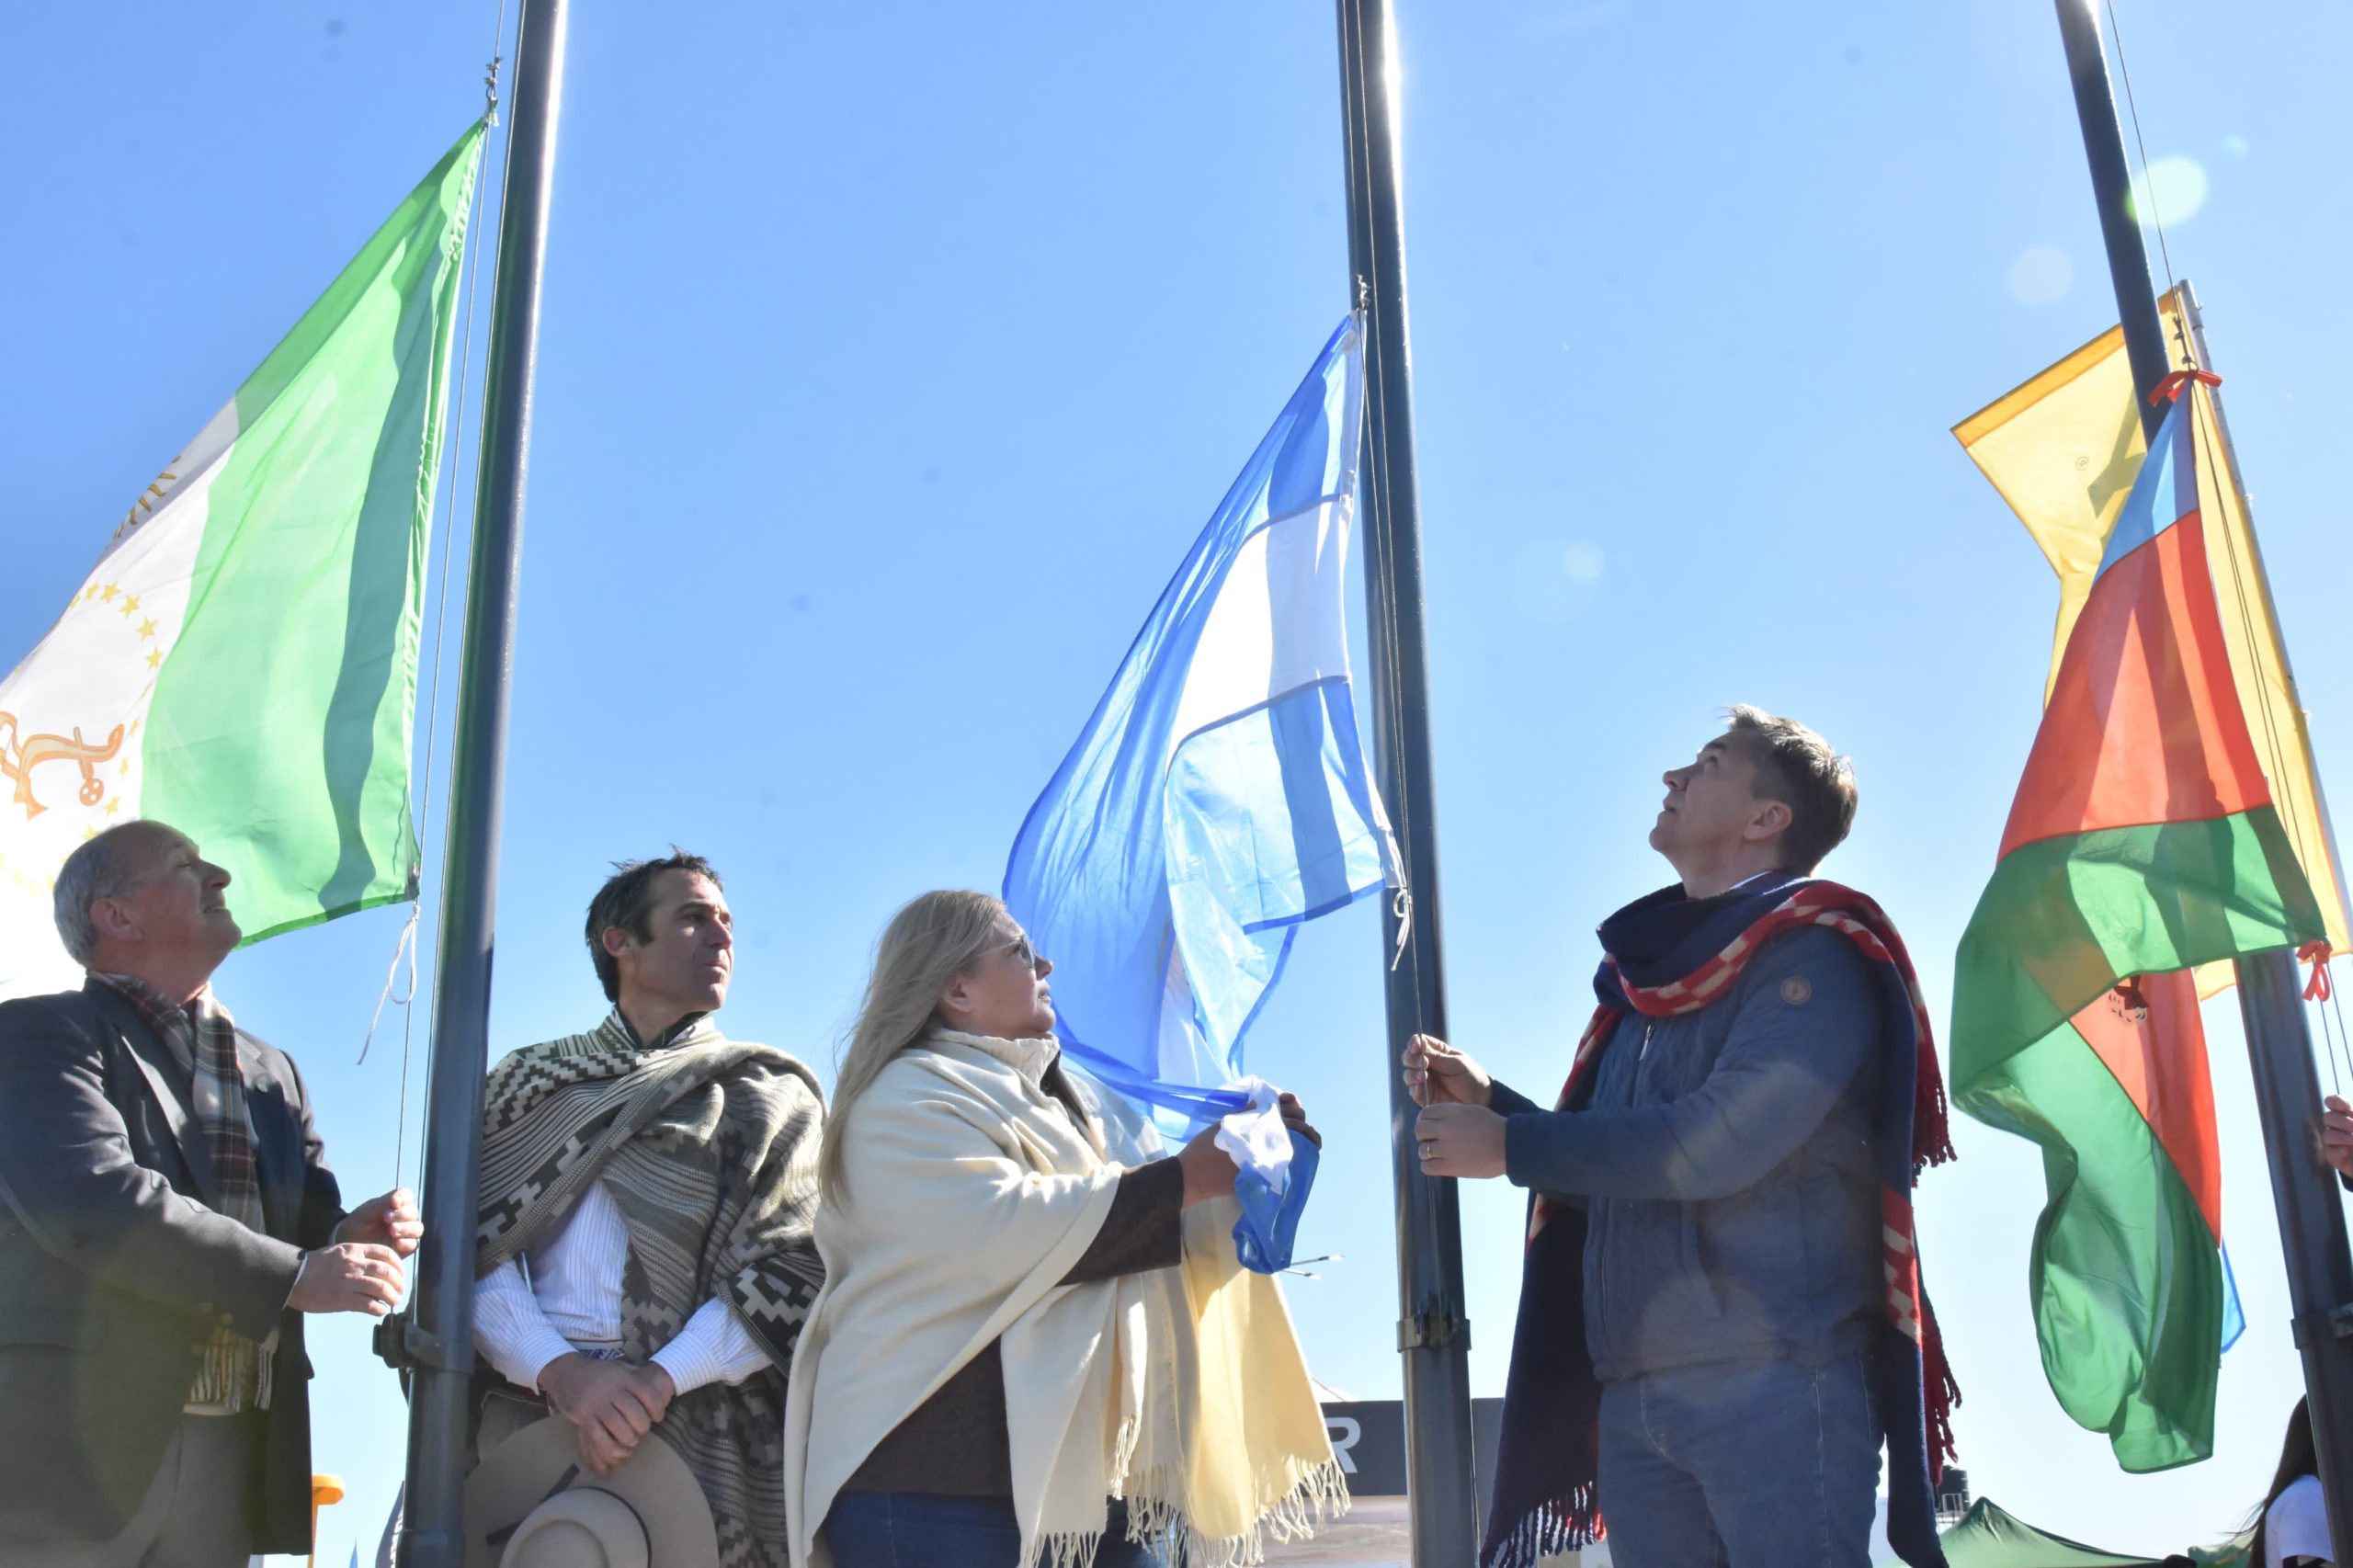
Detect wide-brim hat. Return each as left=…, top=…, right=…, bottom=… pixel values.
left=464, top=1416, right=721, bottom=1568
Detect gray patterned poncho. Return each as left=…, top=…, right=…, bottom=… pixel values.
left=476, top=1011, right=825, bottom=1568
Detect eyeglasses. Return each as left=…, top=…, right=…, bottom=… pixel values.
left=984, top=935, right=1042, bottom=971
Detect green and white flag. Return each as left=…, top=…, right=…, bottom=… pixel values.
left=0, top=123, right=485, bottom=997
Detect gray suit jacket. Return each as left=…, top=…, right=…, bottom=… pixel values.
left=0, top=981, right=345, bottom=1551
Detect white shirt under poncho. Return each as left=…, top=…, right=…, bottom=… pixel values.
left=472, top=1176, right=772, bottom=1394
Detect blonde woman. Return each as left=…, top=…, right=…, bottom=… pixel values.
left=784, top=890, right=1346, bottom=1568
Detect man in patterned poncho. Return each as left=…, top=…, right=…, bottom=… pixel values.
left=470, top=852, right=824, bottom=1568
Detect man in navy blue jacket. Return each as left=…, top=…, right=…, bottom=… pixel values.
left=1408, top=708, right=1925, bottom=1568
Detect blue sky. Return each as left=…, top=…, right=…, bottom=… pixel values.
left=6, top=2, right=2351, bottom=1561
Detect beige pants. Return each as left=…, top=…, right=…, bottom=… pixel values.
left=475, top=1384, right=549, bottom=1453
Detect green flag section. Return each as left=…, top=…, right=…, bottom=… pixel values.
left=1951, top=384, right=2325, bottom=1472
left=0, top=122, right=485, bottom=998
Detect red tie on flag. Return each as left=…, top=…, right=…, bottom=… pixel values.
left=2150, top=367, right=2223, bottom=405
left=2301, top=941, right=2333, bottom=1003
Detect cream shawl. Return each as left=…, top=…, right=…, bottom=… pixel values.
left=783, top=1031, right=1343, bottom=1568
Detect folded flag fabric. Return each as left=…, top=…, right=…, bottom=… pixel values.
left=0, top=122, right=486, bottom=997
left=1215, top=1077, right=1320, bottom=1273
left=1214, top=1077, right=1297, bottom=1191
left=1232, top=1129, right=1320, bottom=1277
left=1950, top=375, right=2325, bottom=1471
left=1004, top=316, right=1397, bottom=1271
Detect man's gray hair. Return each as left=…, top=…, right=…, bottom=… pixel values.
left=52, top=822, right=162, bottom=966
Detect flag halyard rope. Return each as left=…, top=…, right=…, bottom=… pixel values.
left=365, top=0, right=517, bottom=1197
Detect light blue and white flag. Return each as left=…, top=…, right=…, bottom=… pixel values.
left=1004, top=315, right=1397, bottom=1155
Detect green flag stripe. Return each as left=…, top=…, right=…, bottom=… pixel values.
left=1956, top=1016, right=2222, bottom=1471
left=143, top=123, right=486, bottom=945
left=1951, top=804, right=2322, bottom=1471
left=1952, top=805, right=2324, bottom=1092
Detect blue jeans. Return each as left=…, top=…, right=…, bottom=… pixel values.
left=824, top=1494, right=1165, bottom=1568
left=1596, top=1355, right=1881, bottom=1568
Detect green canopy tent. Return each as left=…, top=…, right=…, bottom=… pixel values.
left=1937, top=1499, right=2155, bottom=1566
left=1931, top=1498, right=2247, bottom=1568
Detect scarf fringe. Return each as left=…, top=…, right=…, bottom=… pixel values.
left=189, top=1334, right=270, bottom=1412
left=1923, top=1299, right=1962, bottom=1476
left=1024, top=1460, right=1351, bottom=1568
left=1481, top=1486, right=1601, bottom=1568
left=1914, top=1040, right=1955, bottom=1172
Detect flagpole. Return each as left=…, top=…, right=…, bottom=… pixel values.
left=1332, top=3, right=1481, bottom=1563
left=392, top=0, right=568, bottom=1561
left=2054, top=3, right=2353, bottom=1555
left=2052, top=0, right=2169, bottom=446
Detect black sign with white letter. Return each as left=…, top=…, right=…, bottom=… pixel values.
left=1319, top=1401, right=1505, bottom=1498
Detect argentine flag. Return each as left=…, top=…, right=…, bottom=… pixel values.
left=1005, top=316, right=1397, bottom=1132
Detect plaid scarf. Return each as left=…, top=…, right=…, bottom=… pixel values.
left=476, top=1011, right=826, bottom=1568
left=92, top=971, right=273, bottom=1413
left=1481, top=878, right=1958, bottom=1568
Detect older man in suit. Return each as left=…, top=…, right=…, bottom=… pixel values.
left=0, top=819, right=418, bottom=1566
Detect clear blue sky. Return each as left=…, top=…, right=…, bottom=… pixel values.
left=6, top=2, right=2351, bottom=1562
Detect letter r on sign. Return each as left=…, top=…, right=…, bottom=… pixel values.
left=1326, top=1415, right=1360, bottom=1475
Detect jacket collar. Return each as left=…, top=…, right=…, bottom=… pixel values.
left=83, top=976, right=226, bottom=1206
left=926, top=1028, right=1061, bottom=1093
left=80, top=977, right=297, bottom=1233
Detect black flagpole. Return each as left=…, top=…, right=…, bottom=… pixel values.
left=1333, top=1, right=1481, bottom=1562
left=392, top=0, right=568, bottom=1560
left=2053, top=3, right=2353, bottom=1558
left=2052, top=0, right=2170, bottom=449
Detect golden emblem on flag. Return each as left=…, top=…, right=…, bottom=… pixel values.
left=0, top=712, right=126, bottom=820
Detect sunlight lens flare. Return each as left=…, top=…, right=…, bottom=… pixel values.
left=2007, top=244, right=2075, bottom=306
left=2127, top=155, right=2210, bottom=225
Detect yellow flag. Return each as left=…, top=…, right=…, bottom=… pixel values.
left=1953, top=324, right=2147, bottom=696
left=1954, top=300, right=2353, bottom=971
left=2183, top=374, right=2352, bottom=961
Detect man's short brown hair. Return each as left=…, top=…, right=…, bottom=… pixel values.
left=1724, top=705, right=1857, bottom=873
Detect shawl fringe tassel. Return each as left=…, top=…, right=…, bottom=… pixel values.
left=1029, top=1460, right=1352, bottom=1568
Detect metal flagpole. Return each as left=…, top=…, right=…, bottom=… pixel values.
left=2238, top=949, right=2353, bottom=1564
left=2052, top=0, right=2169, bottom=448
left=2053, top=5, right=2353, bottom=1559
left=1332, top=2, right=1481, bottom=1562
left=392, top=0, right=569, bottom=1560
